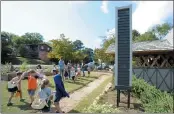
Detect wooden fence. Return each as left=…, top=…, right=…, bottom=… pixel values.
left=133, top=68, right=174, bottom=92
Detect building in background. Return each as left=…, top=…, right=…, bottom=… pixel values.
left=24, top=43, right=52, bottom=61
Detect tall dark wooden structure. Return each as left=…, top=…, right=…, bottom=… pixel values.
left=115, top=5, right=132, bottom=108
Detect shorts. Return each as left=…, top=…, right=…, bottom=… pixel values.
left=76, top=72, right=80, bottom=75
left=72, top=76, right=75, bottom=80
left=28, top=89, right=36, bottom=96
left=8, top=86, right=18, bottom=93
left=64, top=72, right=68, bottom=77
left=88, top=71, right=90, bottom=74
left=60, top=69, right=64, bottom=73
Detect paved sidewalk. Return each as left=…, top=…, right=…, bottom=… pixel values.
left=50, top=72, right=112, bottom=113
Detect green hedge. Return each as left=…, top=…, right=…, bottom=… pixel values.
left=132, top=76, right=173, bottom=113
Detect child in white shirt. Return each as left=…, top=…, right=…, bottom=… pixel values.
left=70, top=66, right=76, bottom=82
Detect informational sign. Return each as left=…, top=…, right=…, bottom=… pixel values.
left=115, top=5, right=132, bottom=89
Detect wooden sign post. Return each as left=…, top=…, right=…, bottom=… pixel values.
left=115, top=5, right=132, bottom=108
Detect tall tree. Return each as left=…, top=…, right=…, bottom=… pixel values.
left=135, top=31, right=158, bottom=42
left=1, top=32, right=13, bottom=63
left=132, top=29, right=141, bottom=41
left=94, top=34, right=115, bottom=64
left=82, top=48, right=94, bottom=63
left=73, top=40, right=84, bottom=50
left=48, top=34, right=74, bottom=62
left=21, top=32, right=44, bottom=44
left=151, top=22, right=172, bottom=40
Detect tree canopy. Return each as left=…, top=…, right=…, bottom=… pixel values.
left=1, top=32, right=45, bottom=63
left=47, top=34, right=93, bottom=64
left=1, top=22, right=172, bottom=64
left=73, top=40, right=84, bottom=51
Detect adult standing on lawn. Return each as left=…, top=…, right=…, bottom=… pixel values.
left=67, top=61, right=72, bottom=79
left=81, top=62, right=85, bottom=77
left=87, top=66, right=91, bottom=76
left=58, top=57, right=65, bottom=81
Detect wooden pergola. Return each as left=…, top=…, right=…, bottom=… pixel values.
left=106, top=29, right=174, bottom=68
left=133, top=50, right=174, bottom=68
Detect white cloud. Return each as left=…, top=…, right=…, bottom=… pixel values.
left=1, top=1, right=99, bottom=49
left=133, top=1, right=173, bottom=34
left=164, top=28, right=173, bottom=46
left=106, top=28, right=115, bottom=39
left=107, top=1, right=173, bottom=38
left=100, top=1, right=109, bottom=14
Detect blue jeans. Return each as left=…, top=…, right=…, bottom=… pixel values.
left=59, top=69, right=64, bottom=79
left=68, top=70, right=71, bottom=78
left=28, top=89, right=36, bottom=96
left=82, top=69, right=85, bottom=76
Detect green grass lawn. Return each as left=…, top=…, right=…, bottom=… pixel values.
left=6, top=57, right=52, bottom=65
left=1, top=72, right=100, bottom=113
left=70, top=76, right=112, bottom=113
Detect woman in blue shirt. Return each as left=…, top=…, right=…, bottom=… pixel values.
left=58, top=57, right=65, bottom=81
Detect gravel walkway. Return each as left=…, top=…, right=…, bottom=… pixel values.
left=50, top=72, right=112, bottom=113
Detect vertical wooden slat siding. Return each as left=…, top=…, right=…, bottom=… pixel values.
left=117, top=8, right=130, bottom=87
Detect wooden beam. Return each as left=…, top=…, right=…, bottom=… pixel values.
left=151, top=55, right=160, bottom=67
left=160, top=55, right=170, bottom=67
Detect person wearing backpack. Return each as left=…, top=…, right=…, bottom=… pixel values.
left=67, top=61, right=72, bottom=79
left=81, top=62, right=85, bottom=77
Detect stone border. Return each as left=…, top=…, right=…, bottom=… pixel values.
left=92, top=82, right=112, bottom=105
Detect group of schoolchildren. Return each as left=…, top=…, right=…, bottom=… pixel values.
left=7, top=65, right=69, bottom=113
left=7, top=57, right=91, bottom=113
left=58, top=58, right=91, bottom=82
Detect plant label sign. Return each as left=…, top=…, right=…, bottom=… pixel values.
left=115, top=5, right=132, bottom=90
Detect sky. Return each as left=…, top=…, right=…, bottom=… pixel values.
left=1, top=1, right=173, bottom=49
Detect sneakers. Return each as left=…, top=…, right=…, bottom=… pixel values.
left=55, top=111, right=65, bottom=113
left=7, top=102, right=13, bottom=106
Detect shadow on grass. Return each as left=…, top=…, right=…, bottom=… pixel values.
left=78, top=77, right=93, bottom=82
left=66, top=80, right=86, bottom=86
left=69, top=109, right=81, bottom=113
left=11, top=100, right=42, bottom=113
left=119, top=101, right=145, bottom=112
left=12, top=100, right=32, bottom=111
left=83, top=76, right=98, bottom=79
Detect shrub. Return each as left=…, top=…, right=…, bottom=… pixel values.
left=1, top=62, right=12, bottom=75
left=83, top=102, right=120, bottom=113
left=18, top=45, right=27, bottom=57
left=143, top=91, right=173, bottom=113
left=20, top=62, right=28, bottom=71
left=132, top=75, right=173, bottom=113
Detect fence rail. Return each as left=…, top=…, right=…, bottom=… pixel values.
left=133, top=68, right=174, bottom=92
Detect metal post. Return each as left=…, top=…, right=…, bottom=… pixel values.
left=128, top=89, right=130, bottom=108
left=117, top=89, right=120, bottom=107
